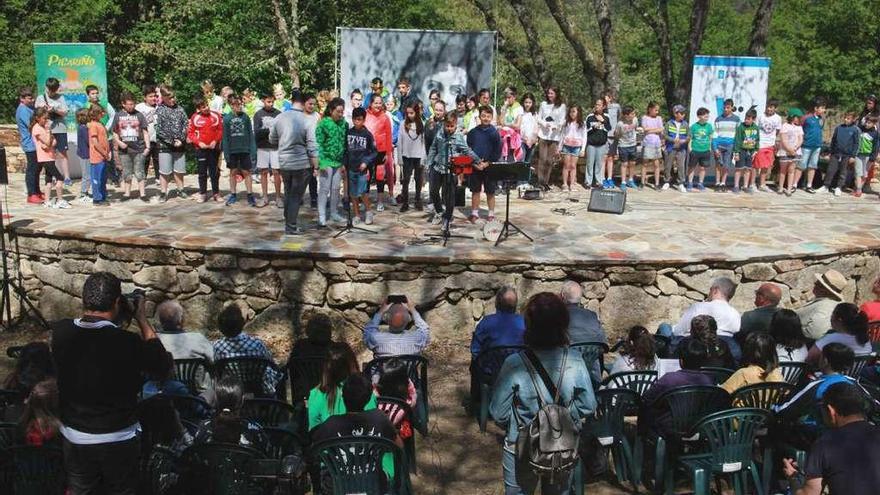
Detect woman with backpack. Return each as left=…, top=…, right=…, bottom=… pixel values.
left=490, top=292, right=596, bottom=494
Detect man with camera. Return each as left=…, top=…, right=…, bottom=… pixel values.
left=363, top=295, right=431, bottom=358
left=51, top=272, right=169, bottom=495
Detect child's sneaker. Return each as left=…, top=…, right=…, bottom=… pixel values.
left=661, top=182, right=670, bottom=191
left=275, top=198, right=284, bottom=208
left=247, top=194, right=257, bottom=207
left=389, top=196, right=398, bottom=206
left=258, top=197, right=268, bottom=208
left=685, top=183, right=693, bottom=192
left=626, top=179, right=637, bottom=189
left=747, top=186, right=756, bottom=194
left=352, top=216, right=362, bottom=226
left=63, top=177, right=72, bottom=187
left=833, top=187, right=842, bottom=197
left=365, top=211, right=374, bottom=224
left=43, top=198, right=56, bottom=208
left=431, top=213, right=443, bottom=225
left=814, top=185, right=828, bottom=194
left=376, top=202, right=385, bottom=212
left=177, top=190, right=189, bottom=200
left=696, top=183, right=706, bottom=192
left=677, top=184, right=687, bottom=193
left=76, top=195, right=91, bottom=205
left=619, top=182, right=627, bottom=191
left=330, top=213, right=346, bottom=223
left=225, top=194, right=238, bottom=206
left=854, top=190, right=863, bottom=198
left=732, top=186, right=741, bottom=194
left=54, top=199, right=71, bottom=209
left=805, top=187, right=815, bottom=194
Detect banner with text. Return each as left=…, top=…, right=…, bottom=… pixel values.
left=339, top=28, right=495, bottom=109
left=33, top=43, right=108, bottom=134
left=689, top=55, right=771, bottom=125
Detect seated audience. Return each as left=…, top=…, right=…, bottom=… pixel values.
left=771, top=309, right=809, bottom=362
left=138, top=395, right=193, bottom=494
left=308, top=342, right=377, bottom=431
left=213, top=304, right=283, bottom=396
left=640, top=339, right=716, bottom=439
left=807, top=302, right=872, bottom=367
left=18, top=378, right=60, bottom=447
left=609, top=326, right=658, bottom=375
left=470, top=285, right=525, bottom=357
left=560, top=280, right=607, bottom=344
left=52, top=272, right=169, bottom=494
left=737, top=282, right=782, bottom=345
left=3, top=341, right=55, bottom=397
left=193, top=375, right=268, bottom=454
left=142, top=352, right=194, bottom=399
left=155, top=300, right=214, bottom=362
left=858, top=275, right=880, bottom=322
left=782, top=382, right=880, bottom=495
left=665, top=277, right=741, bottom=340
left=375, top=358, right=418, bottom=440
left=363, top=297, right=431, bottom=358
left=796, top=269, right=847, bottom=341
left=312, top=374, right=402, bottom=488
left=289, top=313, right=336, bottom=360
left=676, top=315, right=737, bottom=369
left=722, top=333, right=784, bottom=394
left=490, top=292, right=596, bottom=495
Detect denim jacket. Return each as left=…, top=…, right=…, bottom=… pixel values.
left=489, top=347, right=597, bottom=445
left=426, top=128, right=480, bottom=175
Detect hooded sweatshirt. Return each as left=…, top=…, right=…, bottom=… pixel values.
left=155, top=103, right=188, bottom=153
left=365, top=108, right=392, bottom=154
left=316, top=116, right=348, bottom=169
left=831, top=122, right=860, bottom=156
left=467, top=124, right=502, bottom=162
left=253, top=106, right=281, bottom=150
left=187, top=110, right=223, bottom=148
left=585, top=113, right=612, bottom=146
left=222, top=111, right=256, bottom=162
left=344, top=125, right=377, bottom=173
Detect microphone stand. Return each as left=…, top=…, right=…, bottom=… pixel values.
left=334, top=167, right=376, bottom=238
left=425, top=135, right=470, bottom=246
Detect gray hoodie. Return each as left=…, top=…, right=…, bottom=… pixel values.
left=269, top=108, right=317, bottom=170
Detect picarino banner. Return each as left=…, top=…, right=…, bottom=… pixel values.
left=33, top=43, right=108, bottom=134
left=339, top=28, right=495, bottom=109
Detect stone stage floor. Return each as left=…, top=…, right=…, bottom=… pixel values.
left=2, top=172, right=879, bottom=265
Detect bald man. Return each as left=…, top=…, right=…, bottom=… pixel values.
left=363, top=296, right=431, bottom=358
left=737, top=283, right=783, bottom=345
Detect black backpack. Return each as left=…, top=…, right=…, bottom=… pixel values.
left=514, top=349, right=580, bottom=482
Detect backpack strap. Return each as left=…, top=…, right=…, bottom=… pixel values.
left=523, top=349, right=568, bottom=406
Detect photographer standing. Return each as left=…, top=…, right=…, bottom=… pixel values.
left=51, top=272, right=169, bottom=495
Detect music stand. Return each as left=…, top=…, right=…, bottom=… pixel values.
left=486, top=162, right=534, bottom=247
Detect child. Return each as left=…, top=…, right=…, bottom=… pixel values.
left=222, top=94, right=257, bottom=207
left=34, top=77, right=71, bottom=185
left=31, top=108, right=67, bottom=208
left=732, top=107, right=760, bottom=194
left=585, top=99, right=612, bottom=189
left=818, top=112, right=860, bottom=197
left=253, top=92, right=283, bottom=208
left=397, top=102, right=426, bottom=212
left=375, top=359, right=418, bottom=440
left=365, top=94, right=393, bottom=211
left=188, top=95, right=224, bottom=202
left=426, top=112, right=481, bottom=225
left=111, top=92, right=150, bottom=202
left=19, top=379, right=60, bottom=447
left=799, top=98, right=826, bottom=193
left=346, top=107, right=378, bottom=225
left=88, top=105, right=111, bottom=206
left=75, top=108, right=92, bottom=203
left=854, top=115, right=879, bottom=198
left=558, top=105, right=586, bottom=192
left=640, top=102, right=664, bottom=189
left=776, top=108, right=804, bottom=196
left=753, top=99, right=782, bottom=192
left=687, top=107, right=714, bottom=191
left=467, top=106, right=502, bottom=222
left=713, top=98, right=740, bottom=192
left=614, top=106, right=639, bottom=190
left=602, top=91, right=621, bottom=188
left=663, top=104, right=689, bottom=192
left=155, top=87, right=189, bottom=202
left=315, top=97, right=348, bottom=226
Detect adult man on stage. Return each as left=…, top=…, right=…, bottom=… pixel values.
left=270, top=91, right=318, bottom=235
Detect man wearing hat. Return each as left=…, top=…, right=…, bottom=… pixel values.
left=797, top=269, right=848, bottom=341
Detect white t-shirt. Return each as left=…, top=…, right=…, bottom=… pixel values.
left=757, top=113, right=782, bottom=149
left=815, top=332, right=873, bottom=356
left=776, top=344, right=809, bottom=362
left=537, top=102, right=567, bottom=141
left=672, top=299, right=742, bottom=338
left=520, top=112, right=538, bottom=144
left=777, top=122, right=803, bottom=157
left=135, top=102, right=158, bottom=142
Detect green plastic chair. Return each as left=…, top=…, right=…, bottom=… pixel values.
left=602, top=370, right=658, bottom=396
left=643, top=385, right=731, bottom=492
left=778, top=362, right=808, bottom=386
left=377, top=396, right=418, bottom=474
left=570, top=342, right=610, bottom=387
left=364, top=355, right=429, bottom=436
left=262, top=427, right=304, bottom=460
left=844, top=353, right=876, bottom=378
left=8, top=445, right=66, bottom=495
left=142, top=444, right=180, bottom=495
left=173, top=358, right=212, bottom=395
left=473, top=345, right=524, bottom=432
left=699, top=367, right=735, bottom=385
left=671, top=408, right=770, bottom=495
left=242, top=398, right=297, bottom=429
left=179, top=442, right=271, bottom=495
left=313, top=435, right=410, bottom=495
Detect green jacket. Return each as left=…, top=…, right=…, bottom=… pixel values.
left=222, top=111, right=257, bottom=163
left=316, top=116, right=348, bottom=169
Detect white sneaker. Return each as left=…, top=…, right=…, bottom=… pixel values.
left=425, top=203, right=435, bottom=214
left=43, top=198, right=56, bottom=208
left=814, top=185, right=828, bottom=194
left=431, top=213, right=443, bottom=225
left=275, top=198, right=284, bottom=208
left=330, top=213, right=346, bottom=223
left=759, top=185, right=771, bottom=192
left=318, top=218, right=327, bottom=227
left=389, top=196, right=398, bottom=206
left=365, top=211, right=374, bottom=224
left=833, top=187, right=842, bottom=197
left=54, top=199, right=71, bottom=209
left=376, top=202, right=385, bottom=212
left=77, top=195, right=91, bottom=204
left=677, top=184, right=686, bottom=193
left=661, top=182, right=670, bottom=191
left=258, top=197, right=268, bottom=208
left=352, top=217, right=362, bottom=226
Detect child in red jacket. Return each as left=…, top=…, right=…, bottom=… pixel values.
left=188, top=95, right=223, bottom=202
left=365, top=94, right=392, bottom=212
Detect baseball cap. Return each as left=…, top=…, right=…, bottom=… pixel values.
left=672, top=104, right=686, bottom=114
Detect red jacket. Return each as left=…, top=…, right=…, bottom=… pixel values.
left=365, top=109, right=392, bottom=153
left=187, top=110, right=223, bottom=148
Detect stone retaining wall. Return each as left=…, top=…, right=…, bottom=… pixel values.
left=7, top=232, right=880, bottom=356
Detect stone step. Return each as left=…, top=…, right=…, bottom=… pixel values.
left=0, top=124, right=19, bottom=147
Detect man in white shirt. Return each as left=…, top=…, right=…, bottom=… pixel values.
left=658, top=277, right=742, bottom=359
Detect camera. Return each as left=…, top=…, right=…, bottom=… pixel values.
left=387, top=294, right=408, bottom=304
left=116, top=288, right=146, bottom=328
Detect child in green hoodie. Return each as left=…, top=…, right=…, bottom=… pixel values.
left=732, top=106, right=760, bottom=194
left=315, top=97, right=348, bottom=226
left=222, top=94, right=257, bottom=206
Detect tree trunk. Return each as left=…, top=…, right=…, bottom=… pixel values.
left=592, top=0, right=620, bottom=98
left=509, top=0, right=551, bottom=88
left=747, top=0, right=776, bottom=56
left=271, top=0, right=301, bottom=88
left=544, top=0, right=605, bottom=97
left=470, top=0, right=540, bottom=87
left=631, top=0, right=676, bottom=113
left=674, top=0, right=710, bottom=105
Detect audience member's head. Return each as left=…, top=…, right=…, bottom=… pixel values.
left=385, top=303, right=412, bottom=334
left=342, top=374, right=374, bottom=413
left=18, top=378, right=60, bottom=440
left=559, top=281, right=583, bottom=305
left=218, top=305, right=246, bottom=339
left=495, top=286, right=518, bottom=314
left=708, top=277, right=736, bottom=302
left=377, top=358, right=410, bottom=401
left=830, top=302, right=869, bottom=345
left=822, top=382, right=867, bottom=425
left=754, top=283, right=782, bottom=308
left=4, top=342, right=55, bottom=395
left=319, top=342, right=359, bottom=409
left=813, top=269, right=846, bottom=301
left=741, top=333, right=779, bottom=378
left=624, top=326, right=656, bottom=370
left=872, top=275, right=880, bottom=299
left=145, top=352, right=176, bottom=383
left=680, top=339, right=710, bottom=370
left=523, top=293, right=570, bottom=350
left=156, top=300, right=185, bottom=332
left=305, top=313, right=333, bottom=346
left=213, top=375, right=245, bottom=444
left=690, top=314, right=719, bottom=349
left=770, top=309, right=806, bottom=351
left=82, top=272, right=122, bottom=315
left=821, top=343, right=855, bottom=374
left=138, top=394, right=185, bottom=446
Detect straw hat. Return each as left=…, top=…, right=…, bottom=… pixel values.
left=814, top=269, right=847, bottom=301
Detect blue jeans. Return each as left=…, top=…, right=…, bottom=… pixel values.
left=584, top=144, right=608, bottom=186
left=24, top=151, right=42, bottom=196
left=502, top=443, right=572, bottom=495
left=90, top=161, right=108, bottom=202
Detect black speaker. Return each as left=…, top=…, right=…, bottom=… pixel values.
left=455, top=185, right=466, bottom=207
left=0, top=146, right=7, bottom=185
left=588, top=188, right=626, bottom=214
